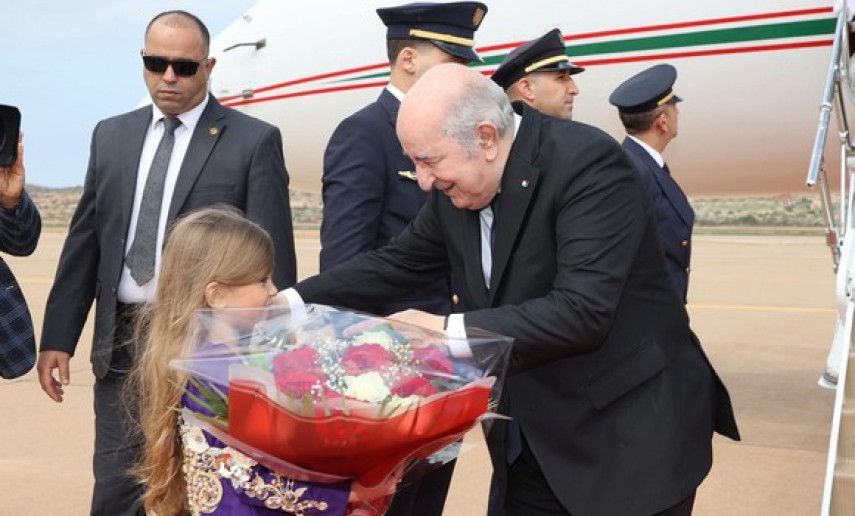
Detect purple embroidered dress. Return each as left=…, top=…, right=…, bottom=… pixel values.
left=180, top=343, right=351, bottom=515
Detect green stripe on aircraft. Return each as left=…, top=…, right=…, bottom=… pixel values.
left=337, top=17, right=835, bottom=82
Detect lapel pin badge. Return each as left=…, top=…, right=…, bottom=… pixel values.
left=398, top=170, right=417, bottom=181
left=521, top=179, right=530, bottom=188
left=209, top=126, right=219, bottom=136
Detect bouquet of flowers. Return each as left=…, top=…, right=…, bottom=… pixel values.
left=170, top=304, right=512, bottom=512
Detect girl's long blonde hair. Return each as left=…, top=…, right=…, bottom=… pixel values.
left=126, top=206, right=274, bottom=515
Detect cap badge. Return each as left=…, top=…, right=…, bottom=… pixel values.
left=473, top=6, right=486, bottom=26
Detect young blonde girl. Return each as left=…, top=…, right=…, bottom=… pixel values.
left=127, top=207, right=352, bottom=515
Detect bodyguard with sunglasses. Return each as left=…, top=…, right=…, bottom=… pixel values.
left=36, top=10, right=297, bottom=514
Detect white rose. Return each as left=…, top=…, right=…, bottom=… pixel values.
left=343, top=371, right=391, bottom=403
left=351, top=330, right=396, bottom=351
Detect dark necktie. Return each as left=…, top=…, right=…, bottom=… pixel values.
left=125, top=116, right=181, bottom=286
left=663, top=163, right=671, bottom=175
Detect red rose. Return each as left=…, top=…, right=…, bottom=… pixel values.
left=413, top=347, right=454, bottom=374
left=273, top=347, right=318, bottom=374
left=342, top=344, right=395, bottom=375
left=274, top=370, right=327, bottom=397
left=273, top=348, right=325, bottom=396
left=391, top=375, right=438, bottom=397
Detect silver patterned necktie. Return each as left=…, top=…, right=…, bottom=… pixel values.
left=125, top=116, right=181, bottom=286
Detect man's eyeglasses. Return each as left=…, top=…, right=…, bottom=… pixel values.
left=142, top=55, right=208, bottom=77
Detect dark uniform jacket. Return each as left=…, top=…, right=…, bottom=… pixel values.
left=623, top=136, right=694, bottom=302
left=320, top=89, right=451, bottom=315
left=297, top=105, right=739, bottom=515
left=40, top=96, right=297, bottom=379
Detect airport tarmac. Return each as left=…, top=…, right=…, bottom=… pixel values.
left=0, top=230, right=838, bottom=515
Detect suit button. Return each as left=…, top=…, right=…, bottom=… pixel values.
left=685, top=267, right=691, bottom=273
left=452, top=294, right=459, bottom=305
left=681, top=240, right=689, bottom=247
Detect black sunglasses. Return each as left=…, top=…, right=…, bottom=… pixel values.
left=142, top=55, right=208, bottom=77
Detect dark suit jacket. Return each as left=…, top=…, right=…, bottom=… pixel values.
left=296, top=105, right=739, bottom=515
left=320, top=89, right=451, bottom=316
left=623, top=137, right=694, bottom=302
left=40, top=95, right=297, bottom=379
left=0, top=190, right=40, bottom=378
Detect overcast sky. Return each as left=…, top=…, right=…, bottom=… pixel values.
left=0, top=1, right=257, bottom=187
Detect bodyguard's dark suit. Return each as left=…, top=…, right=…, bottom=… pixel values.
left=40, top=95, right=297, bottom=515
left=623, top=137, right=694, bottom=302
left=0, top=191, right=40, bottom=379
left=320, top=89, right=450, bottom=316
left=297, top=105, right=739, bottom=515
left=41, top=95, right=297, bottom=375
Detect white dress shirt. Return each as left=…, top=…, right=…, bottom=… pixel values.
left=627, top=134, right=665, bottom=167
left=385, top=84, right=406, bottom=102
left=117, top=96, right=209, bottom=304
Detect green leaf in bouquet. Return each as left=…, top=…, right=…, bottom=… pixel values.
left=244, top=351, right=274, bottom=371
left=319, top=388, right=331, bottom=417
left=301, top=392, right=314, bottom=416
left=183, top=377, right=229, bottom=419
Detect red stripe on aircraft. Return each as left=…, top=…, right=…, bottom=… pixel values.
left=218, top=63, right=390, bottom=102
left=222, top=80, right=389, bottom=107
left=470, top=7, right=834, bottom=52
left=574, top=39, right=833, bottom=66
left=220, top=38, right=831, bottom=108
left=218, top=7, right=834, bottom=104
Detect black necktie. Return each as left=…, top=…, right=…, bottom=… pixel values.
left=663, top=163, right=671, bottom=175
left=125, top=117, right=181, bottom=286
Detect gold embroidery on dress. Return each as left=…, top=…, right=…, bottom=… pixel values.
left=180, top=423, right=330, bottom=515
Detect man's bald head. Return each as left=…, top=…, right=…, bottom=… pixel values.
left=399, top=63, right=513, bottom=156
left=396, top=63, right=514, bottom=211
left=145, top=10, right=210, bottom=55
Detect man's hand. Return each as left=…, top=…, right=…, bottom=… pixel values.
left=37, top=350, right=71, bottom=402
left=388, top=309, right=445, bottom=333
left=0, top=133, right=25, bottom=210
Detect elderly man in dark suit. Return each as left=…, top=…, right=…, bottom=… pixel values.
left=0, top=132, right=41, bottom=380
left=610, top=64, right=693, bottom=303
left=283, top=63, right=739, bottom=515
left=36, top=10, right=297, bottom=515
left=320, top=2, right=487, bottom=317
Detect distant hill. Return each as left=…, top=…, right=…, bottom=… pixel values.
left=26, top=184, right=829, bottom=231
left=27, top=184, right=324, bottom=228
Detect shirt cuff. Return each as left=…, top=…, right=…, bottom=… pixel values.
left=280, top=288, right=308, bottom=321
left=445, top=314, right=472, bottom=358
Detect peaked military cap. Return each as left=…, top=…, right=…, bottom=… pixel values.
left=377, top=2, right=488, bottom=62
left=609, top=63, right=683, bottom=114
left=491, top=28, right=584, bottom=89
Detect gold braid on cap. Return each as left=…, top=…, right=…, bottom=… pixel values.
left=656, top=91, right=676, bottom=106
left=408, top=29, right=474, bottom=47
left=524, top=55, right=570, bottom=73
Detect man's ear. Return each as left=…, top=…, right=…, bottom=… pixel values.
left=396, top=46, right=418, bottom=75
left=476, top=122, right=500, bottom=160
left=509, top=77, right=535, bottom=103
left=205, top=281, right=227, bottom=309
left=655, top=111, right=669, bottom=133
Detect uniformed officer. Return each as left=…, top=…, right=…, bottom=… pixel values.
left=491, top=28, right=584, bottom=120
left=318, top=3, right=487, bottom=515
left=320, top=2, right=487, bottom=319
left=609, top=63, right=694, bottom=303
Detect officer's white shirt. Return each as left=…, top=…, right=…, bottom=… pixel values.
left=117, top=95, right=209, bottom=304
left=627, top=134, right=664, bottom=168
